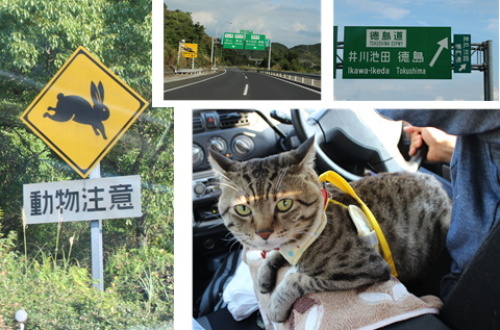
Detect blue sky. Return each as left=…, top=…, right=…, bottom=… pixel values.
left=164, top=0, right=321, bottom=48
left=334, top=0, right=499, bottom=101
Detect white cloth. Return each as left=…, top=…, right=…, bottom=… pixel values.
left=222, top=256, right=260, bottom=321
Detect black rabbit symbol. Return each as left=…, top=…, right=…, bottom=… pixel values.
left=45, top=81, right=110, bottom=140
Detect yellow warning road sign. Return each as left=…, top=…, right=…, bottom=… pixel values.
left=181, top=43, right=198, bottom=58
left=20, top=46, right=149, bottom=178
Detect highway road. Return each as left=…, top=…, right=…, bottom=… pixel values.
left=164, top=68, right=321, bottom=100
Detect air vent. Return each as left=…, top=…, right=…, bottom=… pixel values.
left=219, top=112, right=250, bottom=129
left=193, top=114, right=203, bottom=133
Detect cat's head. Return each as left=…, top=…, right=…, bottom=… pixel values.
left=209, top=137, right=323, bottom=250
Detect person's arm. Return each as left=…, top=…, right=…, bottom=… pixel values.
left=404, top=126, right=456, bottom=163
left=378, top=110, right=500, bottom=136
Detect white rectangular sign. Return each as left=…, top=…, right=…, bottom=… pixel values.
left=366, top=29, right=407, bottom=48
left=23, top=175, right=142, bottom=224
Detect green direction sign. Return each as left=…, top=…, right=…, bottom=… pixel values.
left=222, top=32, right=245, bottom=49
left=453, top=34, right=472, bottom=73
left=343, top=26, right=452, bottom=79
left=245, top=34, right=266, bottom=50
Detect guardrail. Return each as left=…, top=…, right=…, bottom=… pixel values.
left=175, top=68, right=203, bottom=74
left=248, top=69, right=321, bottom=89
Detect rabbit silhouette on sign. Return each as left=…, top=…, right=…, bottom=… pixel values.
left=44, top=81, right=110, bottom=140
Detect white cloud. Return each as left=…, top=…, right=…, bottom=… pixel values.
left=486, top=18, right=499, bottom=31
left=380, top=6, right=410, bottom=20
left=339, top=0, right=410, bottom=21
left=191, top=11, right=216, bottom=26
left=415, top=20, right=430, bottom=26
left=293, top=22, right=307, bottom=32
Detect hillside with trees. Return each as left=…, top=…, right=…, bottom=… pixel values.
left=164, top=6, right=321, bottom=74
left=0, top=0, right=173, bottom=328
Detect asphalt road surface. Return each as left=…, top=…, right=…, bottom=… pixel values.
left=164, top=68, right=321, bottom=100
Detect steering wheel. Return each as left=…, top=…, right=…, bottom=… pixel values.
left=291, top=109, right=425, bottom=181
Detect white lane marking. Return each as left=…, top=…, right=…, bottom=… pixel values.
left=164, top=69, right=227, bottom=93
left=243, top=84, right=249, bottom=96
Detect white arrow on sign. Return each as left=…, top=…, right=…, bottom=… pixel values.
left=429, top=37, right=449, bottom=67
left=459, top=63, right=467, bottom=72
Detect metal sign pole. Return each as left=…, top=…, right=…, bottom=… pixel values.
left=483, top=40, right=494, bottom=101
left=176, top=41, right=182, bottom=72
left=211, top=37, right=215, bottom=68
left=268, top=40, right=272, bottom=70
left=89, top=163, right=104, bottom=291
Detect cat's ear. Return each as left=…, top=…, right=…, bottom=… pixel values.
left=294, top=136, right=316, bottom=169
left=208, top=149, right=234, bottom=174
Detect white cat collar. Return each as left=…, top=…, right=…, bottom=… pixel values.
left=278, top=212, right=328, bottom=266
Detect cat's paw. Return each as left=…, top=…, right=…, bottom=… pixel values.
left=257, top=251, right=284, bottom=294
left=268, top=296, right=292, bottom=323
left=257, top=264, right=276, bottom=294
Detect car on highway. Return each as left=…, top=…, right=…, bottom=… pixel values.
left=191, top=108, right=499, bottom=329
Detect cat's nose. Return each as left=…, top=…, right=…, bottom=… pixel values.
left=256, top=229, right=274, bottom=240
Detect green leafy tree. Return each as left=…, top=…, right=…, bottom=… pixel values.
left=0, top=0, right=173, bottom=253
left=164, top=5, right=212, bottom=71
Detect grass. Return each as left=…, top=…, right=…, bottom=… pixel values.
left=0, top=230, right=173, bottom=329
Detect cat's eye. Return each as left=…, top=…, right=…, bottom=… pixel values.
left=276, top=199, right=293, bottom=212
left=234, top=204, right=252, bottom=216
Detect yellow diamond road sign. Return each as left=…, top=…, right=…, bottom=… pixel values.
left=20, top=46, right=149, bottom=178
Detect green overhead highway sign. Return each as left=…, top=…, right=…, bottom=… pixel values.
left=454, top=34, right=472, bottom=73
left=245, top=34, right=266, bottom=50
left=222, top=32, right=245, bottom=49
left=343, top=26, right=452, bottom=79
left=222, top=31, right=267, bottom=50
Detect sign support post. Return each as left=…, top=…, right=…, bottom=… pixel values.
left=483, top=40, right=494, bottom=101
left=267, top=40, right=272, bottom=70
left=89, top=163, right=104, bottom=291
left=176, top=41, right=182, bottom=72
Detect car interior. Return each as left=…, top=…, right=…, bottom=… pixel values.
left=192, top=109, right=500, bottom=329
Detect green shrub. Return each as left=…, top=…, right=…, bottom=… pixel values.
left=0, top=232, right=173, bottom=329
left=105, top=246, right=174, bottom=319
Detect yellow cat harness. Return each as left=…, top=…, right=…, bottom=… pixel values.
left=319, top=171, right=399, bottom=278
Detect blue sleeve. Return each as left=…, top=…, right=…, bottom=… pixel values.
left=377, top=110, right=500, bottom=136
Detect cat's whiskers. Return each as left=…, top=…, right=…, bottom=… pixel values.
left=222, top=235, right=244, bottom=251
left=223, top=231, right=257, bottom=249
left=212, top=169, right=249, bottom=197
left=218, top=181, right=247, bottom=197
left=281, top=222, right=316, bottom=239
left=211, top=169, right=230, bottom=182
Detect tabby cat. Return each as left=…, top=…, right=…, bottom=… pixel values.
left=209, top=137, right=451, bottom=323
